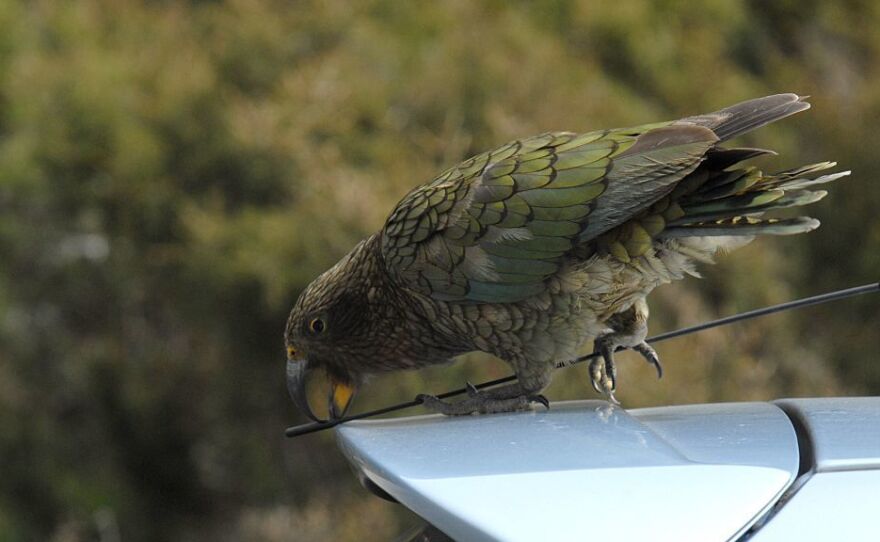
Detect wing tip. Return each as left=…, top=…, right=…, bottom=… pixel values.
left=682, top=93, right=813, bottom=141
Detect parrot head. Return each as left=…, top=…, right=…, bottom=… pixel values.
left=284, top=242, right=375, bottom=422
left=285, top=275, right=362, bottom=422
left=284, top=262, right=361, bottom=421
left=284, top=234, right=464, bottom=422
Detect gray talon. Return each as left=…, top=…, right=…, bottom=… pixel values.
left=651, top=359, right=663, bottom=379
left=594, top=335, right=619, bottom=394
left=465, top=381, right=480, bottom=397
left=607, top=391, right=620, bottom=406
left=602, top=352, right=617, bottom=392
left=530, top=394, right=550, bottom=409
left=589, top=358, right=604, bottom=394
left=635, top=342, right=663, bottom=379
left=589, top=338, right=621, bottom=402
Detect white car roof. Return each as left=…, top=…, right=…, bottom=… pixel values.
left=338, top=400, right=805, bottom=542
left=775, top=397, right=880, bottom=472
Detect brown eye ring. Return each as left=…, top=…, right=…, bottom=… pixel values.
left=309, top=318, right=326, bottom=334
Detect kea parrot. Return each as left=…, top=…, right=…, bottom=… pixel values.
left=285, top=94, right=848, bottom=420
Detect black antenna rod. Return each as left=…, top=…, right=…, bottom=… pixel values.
left=285, top=281, right=878, bottom=438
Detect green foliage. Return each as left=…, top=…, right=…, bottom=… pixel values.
left=0, top=1, right=877, bottom=540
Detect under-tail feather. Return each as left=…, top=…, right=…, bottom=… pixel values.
left=662, top=158, right=850, bottom=238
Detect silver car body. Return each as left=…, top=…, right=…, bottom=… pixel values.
left=336, top=397, right=880, bottom=541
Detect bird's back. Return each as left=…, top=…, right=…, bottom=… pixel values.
left=379, top=94, right=847, bottom=305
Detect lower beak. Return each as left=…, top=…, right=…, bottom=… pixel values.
left=329, top=380, right=357, bottom=420
left=286, top=358, right=322, bottom=422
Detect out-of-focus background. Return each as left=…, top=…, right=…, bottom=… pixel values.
left=1, top=1, right=878, bottom=540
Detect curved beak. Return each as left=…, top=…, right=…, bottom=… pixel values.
left=286, top=358, right=322, bottom=422
left=328, top=379, right=357, bottom=420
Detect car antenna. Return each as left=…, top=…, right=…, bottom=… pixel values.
left=285, top=281, right=878, bottom=439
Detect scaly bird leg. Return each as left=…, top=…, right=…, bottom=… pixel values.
left=589, top=297, right=661, bottom=404
left=417, top=364, right=552, bottom=416
left=417, top=391, right=548, bottom=416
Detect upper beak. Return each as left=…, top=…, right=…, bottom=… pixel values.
left=286, top=358, right=322, bottom=422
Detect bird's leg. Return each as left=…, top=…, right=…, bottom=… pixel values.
left=589, top=297, right=661, bottom=403
left=417, top=363, right=552, bottom=416
left=465, top=380, right=550, bottom=409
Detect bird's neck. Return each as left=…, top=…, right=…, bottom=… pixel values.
left=337, top=234, right=468, bottom=371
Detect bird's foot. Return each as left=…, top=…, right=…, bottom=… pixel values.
left=590, top=334, right=663, bottom=404
left=416, top=391, right=549, bottom=416
left=588, top=355, right=619, bottom=405
left=634, top=342, right=663, bottom=379
left=590, top=335, right=620, bottom=405
left=465, top=381, right=481, bottom=398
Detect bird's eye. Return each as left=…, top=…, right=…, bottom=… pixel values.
left=309, top=318, right=326, bottom=334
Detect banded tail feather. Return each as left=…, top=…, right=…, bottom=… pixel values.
left=662, top=158, right=850, bottom=238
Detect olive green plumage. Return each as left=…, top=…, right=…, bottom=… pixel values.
left=285, top=94, right=849, bottom=419
left=382, top=124, right=716, bottom=303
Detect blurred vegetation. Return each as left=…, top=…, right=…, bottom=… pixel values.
left=0, top=1, right=878, bottom=540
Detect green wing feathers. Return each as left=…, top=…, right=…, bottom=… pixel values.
left=381, top=125, right=717, bottom=303
left=380, top=94, right=847, bottom=302
left=382, top=131, right=624, bottom=302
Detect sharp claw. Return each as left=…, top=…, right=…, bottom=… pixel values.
left=589, top=359, right=603, bottom=394
left=596, top=338, right=618, bottom=393
left=607, top=391, right=620, bottom=406
left=635, top=343, right=663, bottom=380
left=465, top=381, right=480, bottom=397
left=530, top=394, right=550, bottom=409
left=415, top=393, right=431, bottom=404
left=604, top=357, right=617, bottom=392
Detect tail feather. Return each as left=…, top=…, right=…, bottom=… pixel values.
left=663, top=158, right=849, bottom=238
left=679, top=94, right=810, bottom=142
left=663, top=216, right=820, bottom=238
left=600, top=95, right=845, bottom=256
left=702, top=147, right=776, bottom=171
left=672, top=189, right=828, bottom=226
left=776, top=170, right=851, bottom=191
left=699, top=167, right=762, bottom=198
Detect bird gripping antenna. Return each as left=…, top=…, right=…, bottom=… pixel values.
left=285, top=281, right=879, bottom=438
